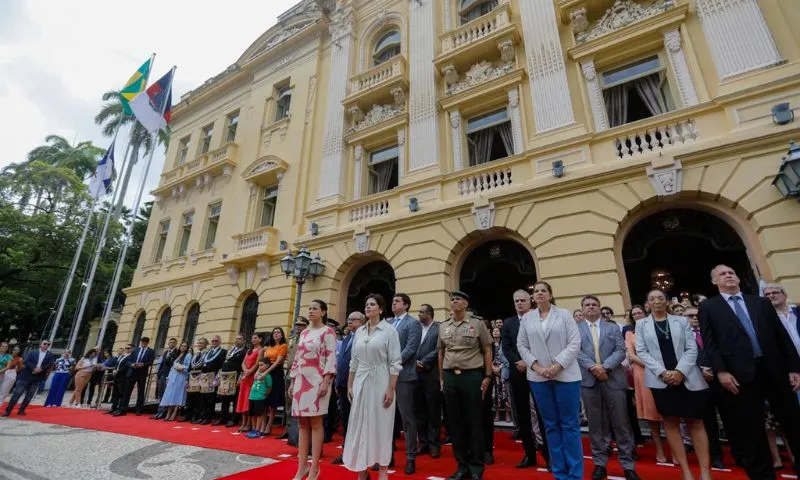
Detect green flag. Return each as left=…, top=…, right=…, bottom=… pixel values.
left=119, top=58, right=153, bottom=115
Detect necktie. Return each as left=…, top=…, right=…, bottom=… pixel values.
left=590, top=322, right=601, bottom=364
left=729, top=296, right=763, bottom=357
left=693, top=329, right=703, bottom=349
left=137, top=349, right=144, bottom=363
left=395, top=316, right=403, bottom=330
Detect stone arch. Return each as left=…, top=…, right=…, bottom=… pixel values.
left=332, top=252, right=394, bottom=322
left=131, top=311, right=146, bottom=346
left=153, top=306, right=172, bottom=353
left=613, top=194, right=771, bottom=308
left=235, top=290, right=260, bottom=341
left=182, top=301, right=201, bottom=345
left=358, top=12, right=407, bottom=71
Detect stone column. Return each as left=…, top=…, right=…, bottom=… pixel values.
left=353, top=144, right=363, bottom=200
left=508, top=87, right=524, bottom=155
left=695, top=0, right=782, bottom=80
left=397, top=128, right=407, bottom=183
left=518, top=0, right=576, bottom=133
left=317, top=8, right=355, bottom=200
left=663, top=29, right=699, bottom=107
left=408, top=0, right=440, bottom=172
left=581, top=60, right=609, bottom=131
left=449, top=110, right=464, bottom=172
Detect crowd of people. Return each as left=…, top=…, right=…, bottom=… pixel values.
left=1, top=263, right=799, bottom=480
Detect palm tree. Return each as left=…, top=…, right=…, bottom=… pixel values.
left=95, top=90, right=170, bottom=218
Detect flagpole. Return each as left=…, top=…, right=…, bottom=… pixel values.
left=96, top=66, right=176, bottom=348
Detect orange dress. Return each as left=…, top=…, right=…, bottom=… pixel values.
left=264, top=344, right=288, bottom=407
left=625, top=331, right=661, bottom=422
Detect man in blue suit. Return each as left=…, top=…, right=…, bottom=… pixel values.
left=121, top=337, right=155, bottom=415
left=577, top=295, right=639, bottom=480
left=3, top=340, right=56, bottom=416
left=332, top=311, right=365, bottom=465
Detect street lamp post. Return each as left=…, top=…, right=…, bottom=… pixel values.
left=280, top=247, right=325, bottom=332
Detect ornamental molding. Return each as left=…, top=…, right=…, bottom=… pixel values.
left=353, top=229, right=371, bottom=254
left=257, top=260, right=270, bottom=280
left=349, top=103, right=406, bottom=132
left=226, top=266, right=240, bottom=285
left=577, top=0, right=674, bottom=44
left=445, top=61, right=515, bottom=96
left=250, top=20, right=316, bottom=60
left=242, top=156, right=289, bottom=186
left=647, top=159, right=682, bottom=197
left=472, top=202, right=496, bottom=231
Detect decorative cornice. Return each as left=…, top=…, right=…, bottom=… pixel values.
left=446, top=61, right=515, bottom=96
left=577, top=0, right=674, bottom=44
left=349, top=103, right=406, bottom=132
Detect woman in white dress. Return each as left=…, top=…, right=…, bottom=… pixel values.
left=343, top=293, right=402, bottom=480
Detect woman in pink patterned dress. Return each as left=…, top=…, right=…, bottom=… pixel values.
left=289, top=299, right=336, bottom=480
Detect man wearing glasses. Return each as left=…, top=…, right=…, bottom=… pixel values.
left=109, top=344, right=135, bottom=416
left=2, top=341, right=56, bottom=417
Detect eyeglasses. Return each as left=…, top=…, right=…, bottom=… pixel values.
left=685, top=313, right=698, bottom=318
left=125, top=347, right=132, bottom=350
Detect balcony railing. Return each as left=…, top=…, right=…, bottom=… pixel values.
left=154, top=143, right=238, bottom=197
left=441, top=1, right=512, bottom=54
left=614, top=118, right=698, bottom=159
left=351, top=56, right=406, bottom=94
left=350, top=200, right=390, bottom=222
left=235, top=227, right=278, bottom=252
left=457, top=166, right=514, bottom=197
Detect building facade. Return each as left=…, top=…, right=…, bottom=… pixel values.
left=119, top=0, right=800, bottom=350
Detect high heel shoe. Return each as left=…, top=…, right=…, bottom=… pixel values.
left=292, top=465, right=310, bottom=480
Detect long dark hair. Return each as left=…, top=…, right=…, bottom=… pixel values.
left=627, top=305, right=646, bottom=326
left=176, top=342, right=191, bottom=363
left=249, top=332, right=265, bottom=353
left=267, top=327, right=287, bottom=347
left=311, top=299, right=328, bottom=324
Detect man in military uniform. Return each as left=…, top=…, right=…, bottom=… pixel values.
left=438, top=291, right=493, bottom=480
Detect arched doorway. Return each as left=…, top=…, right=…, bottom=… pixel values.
left=459, top=239, right=537, bottom=321
left=622, top=208, right=758, bottom=305
left=154, top=307, right=171, bottom=353
left=346, top=261, right=396, bottom=318
left=183, top=304, right=200, bottom=344
left=240, top=293, right=259, bottom=341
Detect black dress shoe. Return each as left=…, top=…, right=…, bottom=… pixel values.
left=112, top=411, right=126, bottom=417
left=515, top=455, right=537, bottom=468
left=405, top=459, right=415, bottom=474
left=276, top=432, right=288, bottom=440
left=623, top=470, right=640, bottom=480
left=592, top=465, right=608, bottom=480
left=191, top=419, right=202, bottom=424
left=416, top=444, right=431, bottom=456
left=200, top=419, right=210, bottom=425
left=225, top=421, right=236, bottom=428
left=483, top=453, right=494, bottom=465
left=711, top=459, right=726, bottom=470
left=17, top=411, right=25, bottom=416
left=447, top=472, right=471, bottom=480
left=211, top=419, right=222, bottom=426
left=430, top=445, right=441, bottom=459
left=331, top=455, right=343, bottom=465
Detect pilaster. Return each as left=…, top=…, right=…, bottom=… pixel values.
left=664, top=29, right=698, bottom=107
left=519, top=0, right=576, bottom=133
left=449, top=110, right=464, bottom=172
left=353, top=144, right=363, bottom=200
left=408, top=0, right=440, bottom=172
left=397, top=128, right=407, bottom=181
left=508, top=87, right=524, bottom=155
left=581, top=60, right=609, bottom=132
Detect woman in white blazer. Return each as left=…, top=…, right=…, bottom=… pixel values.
left=635, top=288, right=712, bottom=480
left=518, top=281, right=583, bottom=480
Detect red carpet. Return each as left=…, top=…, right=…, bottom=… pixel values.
left=3, top=405, right=777, bottom=479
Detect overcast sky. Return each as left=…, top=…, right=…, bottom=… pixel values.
left=0, top=0, right=297, bottom=206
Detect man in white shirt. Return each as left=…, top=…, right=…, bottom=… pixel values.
left=764, top=283, right=800, bottom=403
left=3, top=341, right=55, bottom=416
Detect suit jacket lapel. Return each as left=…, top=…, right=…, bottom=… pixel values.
left=668, top=315, right=683, bottom=360
left=714, top=296, right=748, bottom=337
left=743, top=295, right=762, bottom=335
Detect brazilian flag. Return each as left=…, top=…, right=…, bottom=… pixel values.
left=119, top=58, right=153, bottom=115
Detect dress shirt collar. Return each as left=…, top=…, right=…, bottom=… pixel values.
left=721, top=291, right=743, bottom=302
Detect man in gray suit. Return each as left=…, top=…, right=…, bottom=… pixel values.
left=577, top=295, right=640, bottom=480
left=390, top=293, right=422, bottom=475
left=414, top=303, right=441, bottom=459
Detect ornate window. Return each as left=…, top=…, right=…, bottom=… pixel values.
left=203, top=203, right=221, bottom=250
left=154, top=307, right=171, bottom=353
left=176, top=212, right=193, bottom=257
left=226, top=111, right=239, bottom=143
left=459, top=0, right=498, bottom=24
left=367, top=145, right=399, bottom=195
left=131, top=312, right=146, bottom=346
left=240, top=293, right=259, bottom=340
left=600, top=55, right=675, bottom=128
left=154, top=219, right=170, bottom=263
left=182, top=303, right=200, bottom=344
left=275, top=86, right=292, bottom=121
left=466, top=108, right=513, bottom=167
left=200, top=124, right=213, bottom=154
left=259, top=186, right=279, bottom=227
left=176, top=136, right=190, bottom=166
left=373, top=30, right=401, bottom=66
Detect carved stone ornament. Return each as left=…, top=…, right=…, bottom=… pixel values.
left=349, top=103, right=405, bottom=132
left=472, top=202, right=496, bottom=231
left=354, top=144, right=363, bottom=162
left=581, top=61, right=597, bottom=81
left=442, top=64, right=460, bottom=86
left=257, top=259, right=270, bottom=279
left=390, top=86, right=406, bottom=108
left=249, top=160, right=281, bottom=176
left=250, top=21, right=315, bottom=60
left=348, top=105, right=364, bottom=123
left=569, top=8, right=589, bottom=34
left=664, top=28, right=681, bottom=53
left=450, top=110, right=461, bottom=129
left=508, top=88, right=520, bottom=108
left=647, top=159, right=682, bottom=197
left=397, top=128, right=406, bottom=145
left=576, top=0, right=674, bottom=44
left=353, top=230, right=371, bottom=254
left=447, top=61, right=515, bottom=96
left=498, top=38, right=516, bottom=63
left=226, top=266, right=240, bottom=285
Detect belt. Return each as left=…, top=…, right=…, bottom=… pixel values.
left=445, top=368, right=481, bottom=375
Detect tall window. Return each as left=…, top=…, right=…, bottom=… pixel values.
left=154, top=220, right=170, bottom=262
left=204, top=203, right=222, bottom=250
left=459, top=0, right=498, bottom=24
left=226, top=111, right=239, bottom=143
left=259, top=187, right=278, bottom=227
left=132, top=312, right=146, bottom=347
left=368, top=146, right=399, bottom=195
left=177, top=212, right=193, bottom=257
left=154, top=307, right=171, bottom=354
left=177, top=137, right=190, bottom=165
left=240, top=293, right=259, bottom=341
left=275, top=86, right=292, bottom=121
left=373, top=30, right=401, bottom=66
left=466, top=108, right=514, bottom=167
left=600, top=55, right=675, bottom=128
left=200, top=124, right=213, bottom=153
left=183, top=303, right=200, bottom=344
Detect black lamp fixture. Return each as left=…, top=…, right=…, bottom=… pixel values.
left=409, top=197, right=419, bottom=212
left=552, top=160, right=565, bottom=178
left=772, top=141, right=800, bottom=201
left=281, top=246, right=325, bottom=332
left=772, top=103, right=795, bottom=126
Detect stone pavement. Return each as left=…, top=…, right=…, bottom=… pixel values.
left=0, top=419, right=276, bottom=480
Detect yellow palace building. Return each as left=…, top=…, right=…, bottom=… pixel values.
left=118, top=0, right=800, bottom=349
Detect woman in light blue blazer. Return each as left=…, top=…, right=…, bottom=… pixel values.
left=518, top=281, right=583, bottom=480
left=635, top=288, right=712, bottom=480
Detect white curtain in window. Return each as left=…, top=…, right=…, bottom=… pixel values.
left=634, top=73, right=669, bottom=117
left=496, top=122, right=514, bottom=157
left=469, top=130, right=494, bottom=166
left=375, top=158, right=396, bottom=192
left=604, top=85, right=628, bottom=128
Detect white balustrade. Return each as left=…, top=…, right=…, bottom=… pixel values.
left=237, top=230, right=268, bottom=251
left=614, top=119, right=698, bottom=159
left=349, top=200, right=390, bottom=222
left=442, top=2, right=511, bottom=53
left=351, top=57, right=405, bottom=94
left=457, top=167, right=513, bottom=196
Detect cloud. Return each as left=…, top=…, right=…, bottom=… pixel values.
left=0, top=0, right=40, bottom=43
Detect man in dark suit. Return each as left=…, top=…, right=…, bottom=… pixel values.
left=109, top=344, right=134, bottom=414
left=699, top=265, right=800, bottom=479
left=197, top=335, right=226, bottom=424
left=414, top=303, right=442, bottom=459
left=2, top=340, right=56, bottom=416
left=332, top=312, right=365, bottom=464
left=122, top=337, right=155, bottom=415
left=501, top=289, right=548, bottom=469
left=216, top=334, right=246, bottom=427
left=152, top=338, right=178, bottom=419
